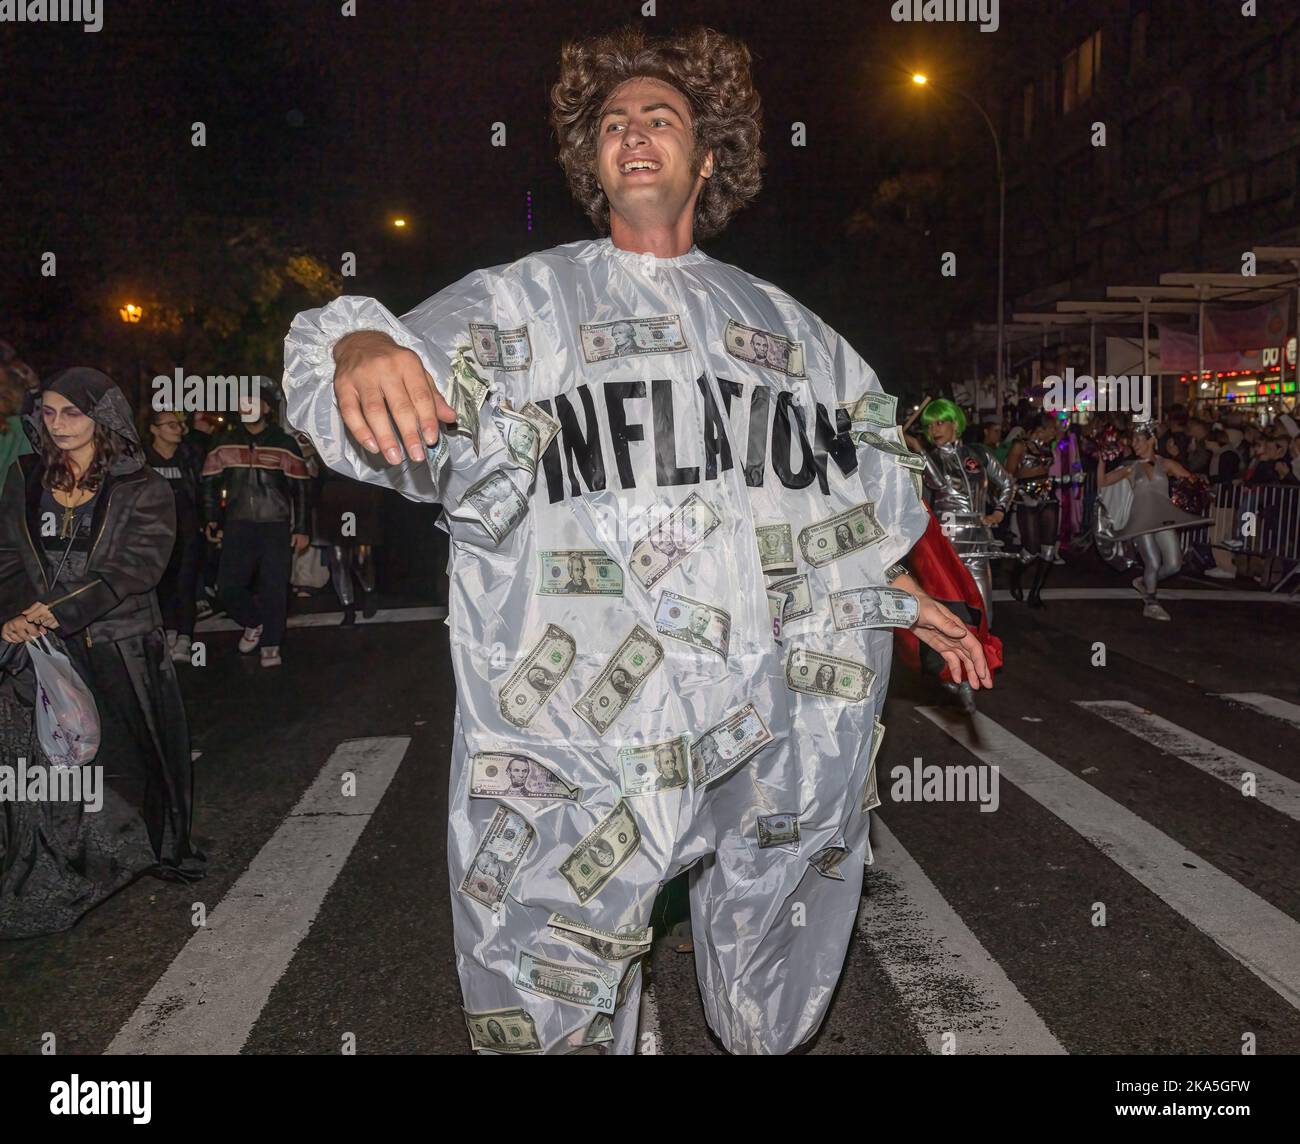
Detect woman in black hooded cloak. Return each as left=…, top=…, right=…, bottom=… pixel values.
left=0, top=368, right=204, bottom=938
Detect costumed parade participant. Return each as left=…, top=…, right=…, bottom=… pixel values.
left=903, top=398, right=1013, bottom=625
left=1097, top=422, right=1207, bottom=621
left=1007, top=414, right=1061, bottom=608
left=893, top=502, right=1004, bottom=715
left=0, top=369, right=203, bottom=938
left=284, top=26, right=990, bottom=1055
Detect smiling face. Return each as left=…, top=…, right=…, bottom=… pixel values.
left=41, top=390, right=95, bottom=454
left=596, top=76, right=714, bottom=238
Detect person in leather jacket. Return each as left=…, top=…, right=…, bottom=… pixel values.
left=200, top=379, right=310, bottom=666
left=0, top=368, right=204, bottom=935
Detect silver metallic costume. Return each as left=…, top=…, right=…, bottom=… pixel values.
left=284, top=237, right=928, bottom=1055
left=1009, top=432, right=1061, bottom=607
left=921, top=442, right=1013, bottom=623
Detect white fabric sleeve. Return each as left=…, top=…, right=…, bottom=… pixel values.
left=283, top=294, right=467, bottom=504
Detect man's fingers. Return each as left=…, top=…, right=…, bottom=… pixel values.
left=398, top=364, right=444, bottom=453
left=380, top=362, right=428, bottom=462
left=338, top=383, right=381, bottom=455
left=941, top=650, right=965, bottom=684
left=357, top=380, right=404, bottom=464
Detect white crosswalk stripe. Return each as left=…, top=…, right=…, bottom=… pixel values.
left=858, top=819, right=1066, bottom=1055
left=105, top=737, right=411, bottom=1055
left=1216, top=692, right=1300, bottom=732
left=1076, top=700, right=1300, bottom=823
left=918, top=706, right=1300, bottom=1013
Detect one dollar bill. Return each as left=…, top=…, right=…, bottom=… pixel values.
left=797, top=502, right=886, bottom=567
left=559, top=800, right=642, bottom=904
left=755, top=522, right=796, bottom=576
left=573, top=624, right=663, bottom=735
left=498, top=625, right=576, bottom=727
left=786, top=647, right=876, bottom=702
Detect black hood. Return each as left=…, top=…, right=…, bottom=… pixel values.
left=39, top=367, right=143, bottom=472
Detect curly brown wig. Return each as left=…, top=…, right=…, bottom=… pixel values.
left=36, top=415, right=127, bottom=493
left=550, top=26, right=764, bottom=242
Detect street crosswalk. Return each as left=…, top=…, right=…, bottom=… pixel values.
left=94, top=688, right=1300, bottom=1055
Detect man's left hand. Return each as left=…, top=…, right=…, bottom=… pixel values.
left=982, top=510, right=1004, bottom=526
left=291, top=532, right=310, bottom=554
left=909, top=593, right=992, bottom=688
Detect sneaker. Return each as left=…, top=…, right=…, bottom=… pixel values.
left=260, top=645, right=282, bottom=668
left=238, top=625, right=263, bottom=654
left=1143, top=601, right=1171, bottom=621
left=1222, top=538, right=1245, bottom=552
left=195, top=598, right=213, bottom=619
left=171, top=635, right=192, bottom=663
left=1204, top=567, right=1236, bottom=580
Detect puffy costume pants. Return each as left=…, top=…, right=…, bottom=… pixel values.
left=451, top=629, right=892, bottom=1057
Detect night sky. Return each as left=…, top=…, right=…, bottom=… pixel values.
left=1, top=0, right=1003, bottom=396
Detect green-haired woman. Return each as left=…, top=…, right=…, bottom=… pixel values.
left=903, top=398, right=1014, bottom=624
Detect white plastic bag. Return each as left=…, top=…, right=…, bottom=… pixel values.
left=292, top=544, right=330, bottom=589
left=28, top=634, right=100, bottom=767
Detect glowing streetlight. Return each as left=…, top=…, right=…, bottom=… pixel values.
left=392, top=217, right=407, bottom=229
left=911, top=71, right=1005, bottom=424
left=119, top=302, right=143, bottom=323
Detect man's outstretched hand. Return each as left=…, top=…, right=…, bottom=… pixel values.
left=909, top=592, right=993, bottom=689
left=333, top=330, right=457, bottom=465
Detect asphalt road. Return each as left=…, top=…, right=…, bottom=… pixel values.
left=2, top=577, right=1297, bottom=1056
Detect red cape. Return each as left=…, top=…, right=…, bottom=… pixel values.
left=894, top=503, right=1004, bottom=681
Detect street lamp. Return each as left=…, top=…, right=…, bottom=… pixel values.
left=392, top=217, right=407, bottom=229
left=912, top=71, right=1007, bottom=425
left=118, top=302, right=143, bottom=323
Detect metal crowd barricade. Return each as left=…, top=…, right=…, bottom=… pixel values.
left=1073, top=472, right=1300, bottom=589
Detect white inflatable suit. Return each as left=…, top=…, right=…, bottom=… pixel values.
left=284, top=237, right=928, bottom=1054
